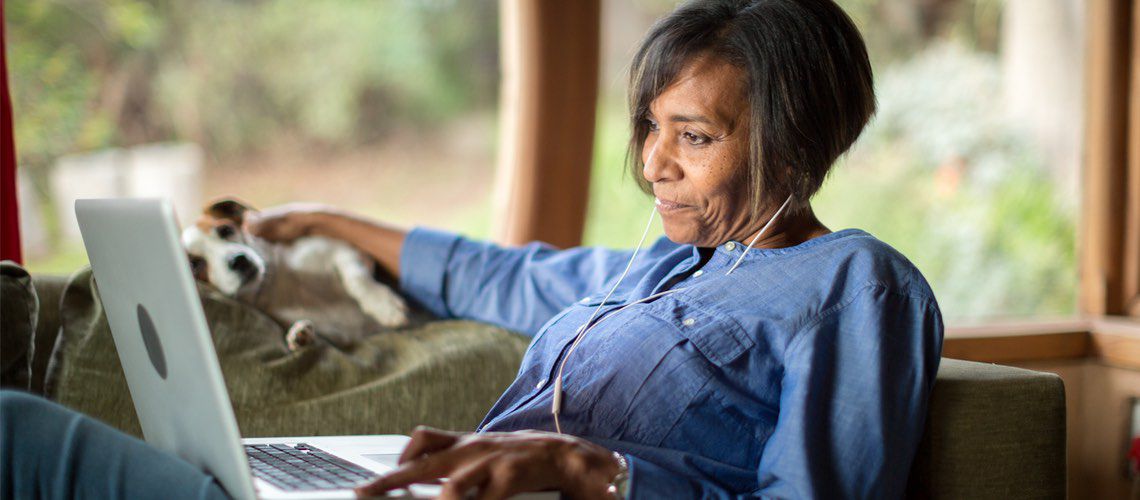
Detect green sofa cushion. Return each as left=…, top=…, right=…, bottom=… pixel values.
left=0, top=261, right=37, bottom=391
left=46, top=267, right=530, bottom=438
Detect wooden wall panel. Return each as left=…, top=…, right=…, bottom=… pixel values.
left=1013, top=360, right=1140, bottom=500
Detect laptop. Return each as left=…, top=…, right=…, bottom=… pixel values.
left=75, top=198, right=463, bottom=499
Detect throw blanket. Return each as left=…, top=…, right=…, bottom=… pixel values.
left=46, top=268, right=529, bottom=438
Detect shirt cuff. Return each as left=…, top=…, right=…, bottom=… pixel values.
left=398, top=227, right=463, bottom=318
left=626, top=455, right=697, bottom=499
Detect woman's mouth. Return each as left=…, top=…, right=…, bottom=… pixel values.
left=655, top=198, right=693, bottom=214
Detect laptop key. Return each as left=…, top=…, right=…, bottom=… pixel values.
left=247, top=443, right=380, bottom=491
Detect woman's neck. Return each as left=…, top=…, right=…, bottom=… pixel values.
left=741, top=206, right=830, bottom=250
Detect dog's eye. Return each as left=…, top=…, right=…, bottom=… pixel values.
left=215, top=225, right=236, bottom=239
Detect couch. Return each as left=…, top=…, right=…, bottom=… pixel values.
left=1, top=266, right=1066, bottom=498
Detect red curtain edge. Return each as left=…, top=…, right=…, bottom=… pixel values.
left=1, top=4, right=23, bottom=265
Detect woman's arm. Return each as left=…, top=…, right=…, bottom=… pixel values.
left=751, top=285, right=944, bottom=498
left=400, top=231, right=641, bottom=335
left=246, top=204, right=656, bottom=336
left=602, top=286, right=944, bottom=499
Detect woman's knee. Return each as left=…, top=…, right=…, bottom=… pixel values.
left=0, top=390, right=55, bottom=421
left=0, top=390, right=78, bottom=440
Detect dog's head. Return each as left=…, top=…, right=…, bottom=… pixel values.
left=181, top=198, right=267, bottom=296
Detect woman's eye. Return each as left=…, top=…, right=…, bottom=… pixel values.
left=645, top=119, right=659, bottom=132
left=683, top=132, right=709, bottom=145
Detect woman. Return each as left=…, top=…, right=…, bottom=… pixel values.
left=1, top=0, right=942, bottom=498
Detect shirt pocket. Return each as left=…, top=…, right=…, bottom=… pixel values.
left=610, top=302, right=754, bottom=447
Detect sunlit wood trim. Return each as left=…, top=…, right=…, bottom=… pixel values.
left=1091, top=316, right=1140, bottom=336
left=1090, top=332, right=1140, bottom=370
left=1127, top=0, right=1140, bottom=317
left=940, top=317, right=1140, bottom=367
left=945, top=319, right=1091, bottom=338
left=1089, top=316, right=1140, bottom=369
left=1081, top=0, right=1131, bottom=316
left=942, top=331, right=1090, bottom=364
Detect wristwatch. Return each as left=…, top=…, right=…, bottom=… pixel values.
left=606, top=451, right=630, bottom=499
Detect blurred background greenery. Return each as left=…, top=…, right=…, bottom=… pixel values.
left=7, top=0, right=1079, bottom=322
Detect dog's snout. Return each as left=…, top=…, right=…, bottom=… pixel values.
left=227, top=253, right=257, bottom=281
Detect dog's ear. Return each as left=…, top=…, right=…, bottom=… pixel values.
left=205, top=198, right=256, bottom=225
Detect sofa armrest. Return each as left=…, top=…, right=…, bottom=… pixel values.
left=907, top=358, right=1066, bottom=499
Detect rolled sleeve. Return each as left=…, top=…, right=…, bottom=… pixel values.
left=396, top=226, right=656, bottom=336
left=398, top=227, right=463, bottom=318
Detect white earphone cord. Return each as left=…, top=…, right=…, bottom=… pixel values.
left=552, top=204, right=659, bottom=433
left=726, top=195, right=793, bottom=275
left=550, top=194, right=794, bottom=434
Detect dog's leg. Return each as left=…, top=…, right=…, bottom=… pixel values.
left=333, top=247, right=409, bottom=328
left=286, top=320, right=316, bottom=351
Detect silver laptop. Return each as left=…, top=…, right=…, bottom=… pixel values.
left=75, top=198, right=442, bottom=499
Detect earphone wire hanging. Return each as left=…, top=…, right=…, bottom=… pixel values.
left=551, top=195, right=793, bottom=434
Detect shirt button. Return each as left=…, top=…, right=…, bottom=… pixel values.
left=536, top=378, right=547, bottom=390
left=692, top=270, right=704, bottom=277
left=682, top=318, right=696, bottom=327
left=724, top=242, right=737, bottom=252
left=580, top=296, right=591, bottom=304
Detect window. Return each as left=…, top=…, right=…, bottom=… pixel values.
left=8, top=0, right=500, bottom=274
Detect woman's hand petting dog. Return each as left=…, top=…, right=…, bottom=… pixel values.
left=355, top=427, right=622, bottom=500
left=244, top=203, right=336, bottom=243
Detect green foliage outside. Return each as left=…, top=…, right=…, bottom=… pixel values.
left=815, top=43, right=1077, bottom=320
left=8, top=0, right=499, bottom=274
left=6, top=0, right=499, bottom=170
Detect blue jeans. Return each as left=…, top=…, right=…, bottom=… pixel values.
left=0, top=390, right=230, bottom=499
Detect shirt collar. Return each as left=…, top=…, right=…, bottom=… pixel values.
left=694, top=229, right=869, bottom=270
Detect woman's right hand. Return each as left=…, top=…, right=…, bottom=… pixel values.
left=244, top=203, right=337, bottom=243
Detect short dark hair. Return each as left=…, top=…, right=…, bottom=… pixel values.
left=627, top=0, right=875, bottom=214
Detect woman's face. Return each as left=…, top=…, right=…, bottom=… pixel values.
left=642, top=55, right=762, bottom=247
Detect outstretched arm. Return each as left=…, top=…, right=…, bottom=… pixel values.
left=245, top=204, right=651, bottom=336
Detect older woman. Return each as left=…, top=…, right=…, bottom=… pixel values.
left=257, top=1, right=942, bottom=498
left=1, top=0, right=941, bottom=498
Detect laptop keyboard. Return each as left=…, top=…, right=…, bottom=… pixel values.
left=245, top=443, right=378, bottom=491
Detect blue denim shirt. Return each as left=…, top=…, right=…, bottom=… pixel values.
left=399, top=227, right=943, bottom=499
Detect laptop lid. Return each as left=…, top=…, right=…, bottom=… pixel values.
left=76, top=198, right=257, bottom=500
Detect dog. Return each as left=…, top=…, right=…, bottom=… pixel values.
left=181, top=198, right=409, bottom=351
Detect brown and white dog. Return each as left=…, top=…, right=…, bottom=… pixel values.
left=181, top=199, right=409, bottom=350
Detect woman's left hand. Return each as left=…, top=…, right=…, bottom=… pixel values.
left=355, top=426, right=622, bottom=500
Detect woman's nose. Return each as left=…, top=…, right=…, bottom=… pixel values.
left=642, top=140, right=681, bottom=183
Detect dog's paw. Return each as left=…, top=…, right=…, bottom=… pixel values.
left=286, top=320, right=317, bottom=351
left=364, top=299, right=409, bottom=329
